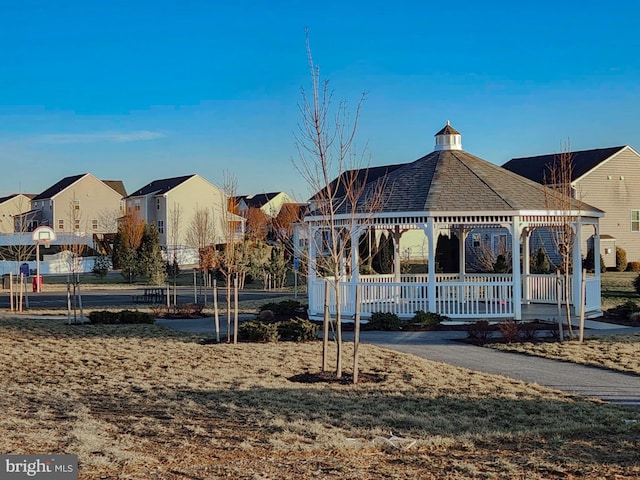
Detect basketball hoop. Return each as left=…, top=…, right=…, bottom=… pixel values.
left=31, top=226, right=57, bottom=293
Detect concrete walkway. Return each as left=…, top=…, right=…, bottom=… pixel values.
left=158, top=316, right=640, bottom=408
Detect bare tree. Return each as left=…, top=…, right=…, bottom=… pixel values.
left=214, top=172, right=243, bottom=343
left=168, top=202, right=183, bottom=263
left=0, top=195, right=37, bottom=268
left=185, top=207, right=216, bottom=268
left=544, top=140, right=578, bottom=339
left=294, top=32, right=384, bottom=380
left=245, top=207, right=270, bottom=242
left=60, top=195, right=90, bottom=323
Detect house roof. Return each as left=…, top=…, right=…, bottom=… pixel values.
left=502, top=146, right=627, bottom=184
left=32, top=174, right=86, bottom=201
left=102, top=180, right=127, bottom=197
left=127, top=175, right=196, bottom=197
left=0, top=193, right=35, bottom=204
left=236, top=192, right=284, bottom=209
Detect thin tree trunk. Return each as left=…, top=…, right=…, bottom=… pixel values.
left=9, top=272, right=14, bottom=312
left=579, top=268, right=586, bottom=343
left=564, top=260, right=573, bottom=337
left=213, top=279, right=220, bottom=343
left=233, top=274, right=239, bottom=344
left=66, top=275, right=72, bottom=325
left=226, top=279, right=231, bottom=343
left=335, top=279, right=342, bottom=378
left=556, top=270, right=563, bottom=342
left=322, top=279, right=329, bottom=372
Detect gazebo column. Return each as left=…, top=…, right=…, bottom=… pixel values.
left=522, top=228, right=531, bottom=304
left=392, top=225, right=402, bottom=283
left=457, top=226, right=467, bottom=280
left=593, top=223, right=601, bottom=279
left=511, top=217, right=522, bottom=320
left=426, top=218, right=436, bottom=313
left=572, top=220, right=583, bottom=316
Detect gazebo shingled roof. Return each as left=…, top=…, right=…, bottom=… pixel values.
left=360, top=149, right=602, bottom=214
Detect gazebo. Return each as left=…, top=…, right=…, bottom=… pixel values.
left=303, top=123, right=604, bottom=321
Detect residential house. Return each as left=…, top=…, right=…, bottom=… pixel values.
left=503, top=145, right=640, bottom=265
left=0, top=194, right=34, bottom=233
left=125, top=174, right=240, bottom=264
left=235, top=192, right=293, bottom=218
left=21, top=173, right=126, bottom=234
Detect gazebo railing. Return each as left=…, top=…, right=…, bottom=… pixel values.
left=308, top=272, right=595, bottom=320
left=309, top=276, right=515, bottom=319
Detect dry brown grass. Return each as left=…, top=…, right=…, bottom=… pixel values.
left=1, top=318, right=640, bottom=479
left=491, top=333, right=640, bottom=375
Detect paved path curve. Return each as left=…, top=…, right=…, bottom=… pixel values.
left=354, top=330, right=640, bottom=408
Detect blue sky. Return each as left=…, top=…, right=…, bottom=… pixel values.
left=1, top=0, right=639, bottom=201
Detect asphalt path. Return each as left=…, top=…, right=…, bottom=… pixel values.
left=0, top=287, right=290, bottom=310
left=354, top=330, right=640, bottom=408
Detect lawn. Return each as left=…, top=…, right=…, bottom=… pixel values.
left=601, top=271, right=640, bottom=311
left=1, top=318, right=639, bottom=479
left=491, top=333, right=640, bottom=375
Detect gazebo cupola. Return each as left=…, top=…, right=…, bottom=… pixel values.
left=434, top=120, right=462, bottom=151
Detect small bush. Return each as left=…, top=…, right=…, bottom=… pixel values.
left=367, top=312, right=403, bottom=331
left=616, top=247, right=627, bottom=272
left=519, top=322, right=539, bottom=342
left=619, top=300, right=639, bottom=317
left=467, top=320, right=492, bottom=345
left=92, top=255, right=111, bottom=278
left=259, top=300, right=305, bottom=316
left=277, top=318, right=319, bottom=342
left=583, top=248, right=606, bottom=272
left=88, top=310, right=155, bottom=324
left=176, top=303, right=205, bottom=317
left=627, top=262, right=640, bottom=272
left=412, top=310, right=447, bottom=330
left=238, top=321, right=280, bottom=342
left=498, top=320, right=520, bottom=343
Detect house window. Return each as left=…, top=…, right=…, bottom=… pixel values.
left=134, top=200, right=141, bottom=211
left=632, top=210, right=640, bottom=232
left=472, top=233, right=481, bottom=248
left=74, top=219, right=80, bottom=231
left=74, top=200, right=80, bottom=210
left=156, top=198, right=161, bottom=210
left=58, top=219, right=64, bottom=230
left=92, top=219, right=98, bottom=230
left=157, top=220, right=164, bottom=234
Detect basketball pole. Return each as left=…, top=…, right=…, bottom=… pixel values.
left=36, top=242, right=40, bottom=293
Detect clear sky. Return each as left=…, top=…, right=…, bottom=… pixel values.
left=1, top=0, right=639, bottom=201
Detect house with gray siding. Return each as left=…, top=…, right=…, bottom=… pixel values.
left=503, top=145, right=640, bottom=266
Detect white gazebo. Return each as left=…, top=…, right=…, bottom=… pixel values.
left=304, top=123, right=603, bottom=321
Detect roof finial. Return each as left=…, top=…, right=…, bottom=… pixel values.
left=446, top=120, right=450, bottom=126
